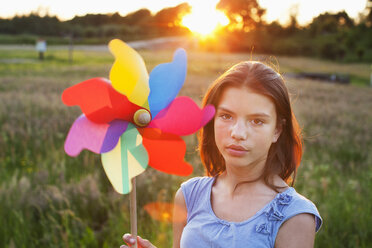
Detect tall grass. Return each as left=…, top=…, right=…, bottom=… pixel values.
left=0, top=47, right=371, bottom=247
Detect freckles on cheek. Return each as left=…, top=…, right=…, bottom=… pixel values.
left=214, top=122, right=229, bottom=137
left=256, top=130, right=276, bottom=147
left=214, top=124, right=227, bottom=147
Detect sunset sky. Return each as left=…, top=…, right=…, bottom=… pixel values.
left=0, top=0, right=368, bottom=25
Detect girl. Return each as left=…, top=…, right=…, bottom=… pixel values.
left=121, top=61, right=322, bottom=248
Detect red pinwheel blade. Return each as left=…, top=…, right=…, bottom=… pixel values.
left=139, top=128, right=193, bottom=176
left=62, top=77, right=142, bottom=123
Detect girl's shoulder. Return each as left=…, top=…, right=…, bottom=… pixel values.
left=258, top=187, right=322, bottom=247
left=271, top=187, right=323, bottom=232
left=285, top=188, right=321, bottom=217
left=180, top=176, right=213, bottom=189
left=180, top=176, right=214, bottom=215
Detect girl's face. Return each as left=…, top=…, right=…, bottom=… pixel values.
left=214, top=86, right=281, bottom=171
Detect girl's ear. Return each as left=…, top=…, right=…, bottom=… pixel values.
left=272, top=119, right=285, bottom=143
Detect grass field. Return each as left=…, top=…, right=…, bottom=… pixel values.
left=0, top=46, right=371, bottom=247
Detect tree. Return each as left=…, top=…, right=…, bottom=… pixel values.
left=153, top=3, right=191, bottom=28
left=366, top=0, right=372, bottom=26
left=122, top=9, right=152, bottom=26
left=285, top=4, right=299, bottom=35
left=308, top=11, right=354, bottom=37
left=153, top=3, right=191, bottom=35
left=8, top=13, right=61, bottom=36
left=69, top=14, right=110, bottom=26
left=109, top=12, right=124, bottom=24
left=216, top=0, right=266, bottom=31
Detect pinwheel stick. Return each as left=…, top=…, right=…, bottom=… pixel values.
left=130, top=178, right=138, bottom=248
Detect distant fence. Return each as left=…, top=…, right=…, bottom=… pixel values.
left=295, top=72, right=350, bottom=84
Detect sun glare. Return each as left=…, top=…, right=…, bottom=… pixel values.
left=181, top=5, right=229, bottom=36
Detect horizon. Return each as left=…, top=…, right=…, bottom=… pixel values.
left=0, top=0, right=367, bottom=26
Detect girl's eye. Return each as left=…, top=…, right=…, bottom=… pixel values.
left=251, top=119, right=263, bottom=125
left=220, top=114, right=232, bottom=120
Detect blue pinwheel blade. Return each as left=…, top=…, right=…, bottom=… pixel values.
left=147, top=48, right=187, bottom=117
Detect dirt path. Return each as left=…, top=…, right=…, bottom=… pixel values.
left=0, top=36, right=193, bottom=51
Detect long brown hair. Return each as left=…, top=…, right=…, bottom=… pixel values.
left=198, top=61, right=302, bottom=191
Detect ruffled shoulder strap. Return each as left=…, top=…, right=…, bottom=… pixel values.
left=255, top=188, right=322, bottom=247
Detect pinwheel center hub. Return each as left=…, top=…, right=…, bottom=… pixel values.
left=133, top=109, right=151, bottom=127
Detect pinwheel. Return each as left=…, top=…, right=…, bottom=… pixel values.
left=62, top=39, right=215, bottom=246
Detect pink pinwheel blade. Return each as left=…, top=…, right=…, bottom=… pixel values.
left=148, top=96, right=215, bottom=136
left=64, top=115, right=128, bottom=156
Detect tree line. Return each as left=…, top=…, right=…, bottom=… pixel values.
left=0, top=0, right=371, bottom=61
left=0, top=3, right=191, bottom=41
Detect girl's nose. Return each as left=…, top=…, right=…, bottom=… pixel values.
left=230, top=120, right=248, bottom=140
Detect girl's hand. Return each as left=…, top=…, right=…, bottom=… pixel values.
left=120, top=233, right=157, bottom=248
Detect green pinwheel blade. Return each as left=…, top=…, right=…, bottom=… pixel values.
left=101, top=123, right=148, bottom=194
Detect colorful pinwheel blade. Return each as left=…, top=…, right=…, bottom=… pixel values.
left=101, top=124, right=148, bottom=194
left=148, top=96, right=215, bottom=136
left=64, top=114, right=128, bottom=156
left=109, top=39, right=150, bottom=108
left=62, top=77, right=143, bottom=123
left=139, top=128, right=193, bottom=176
left=147, top=48, right=187, bottom=117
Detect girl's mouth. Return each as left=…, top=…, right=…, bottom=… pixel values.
left=226, top=145, right=249, bottom=157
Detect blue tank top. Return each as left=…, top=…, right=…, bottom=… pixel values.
left=180, top=176, right=322, bottom=248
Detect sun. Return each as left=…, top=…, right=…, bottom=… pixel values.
left=181, top=5, right=229, bottom=37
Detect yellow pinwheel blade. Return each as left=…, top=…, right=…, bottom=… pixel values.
left=108, top=39, right=150, bottom=108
